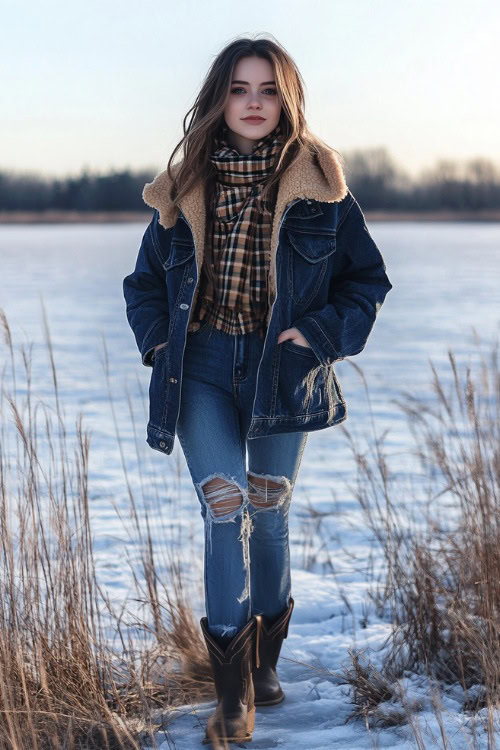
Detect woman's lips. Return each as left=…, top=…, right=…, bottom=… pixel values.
left=242, top=117, right=266, bottom=123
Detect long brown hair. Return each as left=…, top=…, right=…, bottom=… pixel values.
left=166, top=34, right=341, bottom=306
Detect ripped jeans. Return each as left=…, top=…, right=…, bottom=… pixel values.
left=176, top=320, right=308, bottom=645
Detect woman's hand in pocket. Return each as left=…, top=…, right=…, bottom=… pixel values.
left=277, top=327, right=311, bottom=348
left=153, top=342, right=168, bottom=357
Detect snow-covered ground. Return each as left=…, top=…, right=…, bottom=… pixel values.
left=1, top=219, right=499, bottom=747
left=155, top=571, right=491, bottom=749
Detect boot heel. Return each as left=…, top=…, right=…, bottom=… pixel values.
left=253, top=597, right=295, bottom=706
left=246, top=704, right=256, bottom=734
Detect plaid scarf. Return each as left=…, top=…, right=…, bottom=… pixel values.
left=190, top=123, right=284, bottom=336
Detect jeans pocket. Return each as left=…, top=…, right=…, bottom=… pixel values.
left=188, top=317, right=212, bottom=336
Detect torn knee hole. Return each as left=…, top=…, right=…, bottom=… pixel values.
left=202, top=477, right=244, bottom=517
left=247, top=473, right=291, bottom=509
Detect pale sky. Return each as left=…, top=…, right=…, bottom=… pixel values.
left=2, top=0, right=499, bottom=180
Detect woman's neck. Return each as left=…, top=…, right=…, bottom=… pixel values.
left=224, top=129, right=257, bottom=155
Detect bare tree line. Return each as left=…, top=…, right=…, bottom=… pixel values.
left=345, top=147, right=500, bottom=210
left=1, top=147, right=499, bottom=212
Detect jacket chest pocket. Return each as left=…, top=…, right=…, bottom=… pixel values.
left=286, top=229, right=336, bottom=307
left=164, top=241, right=196, bottom=298
left=165, top=241, right=195, bottom=270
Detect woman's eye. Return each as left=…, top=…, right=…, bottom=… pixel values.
left=230, top=87, right=277, bottom=95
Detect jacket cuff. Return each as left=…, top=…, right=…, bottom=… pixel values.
left=292, top=316, right=342, bottom=366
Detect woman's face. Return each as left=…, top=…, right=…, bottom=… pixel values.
left=223, top=55, right=282, bottom=155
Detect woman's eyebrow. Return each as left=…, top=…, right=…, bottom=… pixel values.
left=231, top=80, right=276, bottom=85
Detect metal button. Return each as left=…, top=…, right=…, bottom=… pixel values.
left=187, top=277, right=193, bottom=283
left=169, top=377, right=178, bottom=383
left=180, top=303, right=189, bottom=310
left=159, top=441, right=166, bottom=448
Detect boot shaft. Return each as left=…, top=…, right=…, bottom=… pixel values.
left=200, top=615, right=262, bottom=703
left=258, top=597, right=294, bottom=668
left=200, top=615, right=262, bottom=744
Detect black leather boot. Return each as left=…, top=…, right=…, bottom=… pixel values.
left=200, top=614, right=263, bottom=745
left=252, top=597, right=294, bottom=706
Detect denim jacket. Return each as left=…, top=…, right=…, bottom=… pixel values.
left=123, top=141, right=393, bottom=455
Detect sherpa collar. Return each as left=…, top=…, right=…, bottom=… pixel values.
left=142, top=139, right=348, bottom=326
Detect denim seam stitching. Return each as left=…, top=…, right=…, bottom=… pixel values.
left=250, top=405, right=345, bottom=422
left=149, top=219, right=168, bottom=266
left=336, top=194, right=355, bottom=231
left=301, top=315, right=341, bottom=359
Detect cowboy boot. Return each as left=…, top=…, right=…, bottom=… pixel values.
left=252, top=596, right=294, bottom=706
left=200, top=614, right=263, bottom=745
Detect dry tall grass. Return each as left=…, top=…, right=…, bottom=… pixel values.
left=3, top=296, right=499, bottom=747
left=0, top=307, right=216, bottom=749
left=340, top=334, right=500, bottom=737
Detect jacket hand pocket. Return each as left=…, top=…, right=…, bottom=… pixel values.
left=153, top=342, right=168, bottom=360
left=148, top=346, right=168, bottom=429
left=282, top=339, right=317, bottom=357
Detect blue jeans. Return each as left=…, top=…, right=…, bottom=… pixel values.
left=176, top=320, right=308, bottom=645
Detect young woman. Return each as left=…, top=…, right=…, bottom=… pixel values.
left=123, top=36, right=392, bottom=745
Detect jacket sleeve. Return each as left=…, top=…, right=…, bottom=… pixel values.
left=293, top=194, right=393, bottom=366
left=123, top=210, right=172, bottom=367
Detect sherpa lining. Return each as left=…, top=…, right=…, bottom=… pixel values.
left=142, top=140, right=348, bottom=328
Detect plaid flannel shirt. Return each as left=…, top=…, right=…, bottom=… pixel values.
left=187, top=125, right=284, bottom=339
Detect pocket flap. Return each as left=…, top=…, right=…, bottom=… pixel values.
left=165, top=242, right=195, bottom=269
left=287, top=229, right=336, bottom=263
